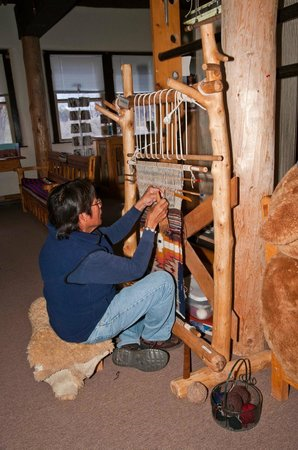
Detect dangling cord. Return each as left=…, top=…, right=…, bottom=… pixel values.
left=183, top=164, right=196, bottom=188
left=177, top=94, right=183, bottom=160
left=174, top=91, right=179, bottom=160
left=184, top=97, right=188, bottom=159
left=148, top=91, right=155, bottom=159
left=137, top=94, right=144, bottom=158
left=184, top=0, right=193, bottom=18
left=143, top=93, right=150, bottom=158
left=153, top=90, right=160, bottom=159
left=159, top=89, right=168, bottom=159
left=165, top=89, right=173, bottom=160
left=134, top=94, right=140, bottom=155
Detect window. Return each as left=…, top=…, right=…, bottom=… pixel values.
left=0, top=50, right=21, bottom=144
left=45, top=52, right=153, bottom=143
left=47, top=54, right=105, bottom=141
left=112, top=54, right=154, bottom=94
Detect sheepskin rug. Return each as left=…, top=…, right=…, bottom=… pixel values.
left=27, top=297, right=114, bottom=400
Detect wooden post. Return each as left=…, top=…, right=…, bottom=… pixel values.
left=94, top=65, right=137, bottom=256
left=21, top=36, right=52, bottom=176
left=121, top=64, right=138, bottom=257
left=168, top=22, right=234, bottom=361
left=201, top=24, right=233, bottom=361
left=222, top=0, right=278, bottom=355
left=150, top=0, right=182, bottom=89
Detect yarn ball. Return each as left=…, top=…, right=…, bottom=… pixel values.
left=226, top=391, right=243, bottom=412
left=215, top=409, right=226, bottom=422
left=228, top=416, right=242, bottom=430
left=212, top=390, right=224, bottom=405
left=232, top=385, right=251, bottom=404
left=186, top=382, right=208, bottom=404
left=240, top=403, right=256, bottom=425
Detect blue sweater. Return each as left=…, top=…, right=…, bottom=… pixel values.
left=39, top=207, right=155, bottom=342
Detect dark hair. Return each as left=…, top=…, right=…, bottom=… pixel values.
left=47, top=178, right=96, bottom=239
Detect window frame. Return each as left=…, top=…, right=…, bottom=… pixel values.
left=0, top=49, right=22, bottom=145
left=44, top=50, right=153, bottom=144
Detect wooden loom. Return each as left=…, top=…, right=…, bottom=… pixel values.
left=95, top=23, right=271, bottom=398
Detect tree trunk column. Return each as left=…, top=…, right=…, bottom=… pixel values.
left=222, top=0, right=278, bottom=355
left=22, top=36, right=52, bottom=174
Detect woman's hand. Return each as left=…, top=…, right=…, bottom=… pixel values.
left=145, top=198, right=169, bottom=231
left=135, top=186, right=163, bottom=211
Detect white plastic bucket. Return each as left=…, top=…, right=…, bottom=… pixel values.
left=185, top=275, right=213, bottom=320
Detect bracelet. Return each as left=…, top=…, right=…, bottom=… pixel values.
left=144, top=226, right=156, bottom=234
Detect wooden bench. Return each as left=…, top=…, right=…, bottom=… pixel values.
left=16, top=151, right=97, bottom=225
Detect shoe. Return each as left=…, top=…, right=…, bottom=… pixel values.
left=140, top=334, right=182, bottom=351
left=112, top=344, right=169, bottom=372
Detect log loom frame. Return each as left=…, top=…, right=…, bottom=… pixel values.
left=95, top=23, right=271, bottom=398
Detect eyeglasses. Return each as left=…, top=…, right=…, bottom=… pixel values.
left=91, top=199, right=102, bottom=208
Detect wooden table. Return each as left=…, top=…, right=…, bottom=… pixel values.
left=0, top=156, right=25, bottom=173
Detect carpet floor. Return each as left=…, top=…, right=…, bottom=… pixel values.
left=0, top=201, right=297, bottom=450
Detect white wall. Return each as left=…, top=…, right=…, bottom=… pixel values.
left=0, top=5, right=152, bottom=197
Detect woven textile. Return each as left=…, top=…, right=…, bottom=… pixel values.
left=136, top=161, right=185, bottom=313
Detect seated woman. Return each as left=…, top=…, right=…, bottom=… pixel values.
left=39, top=179, right=180, bottom=373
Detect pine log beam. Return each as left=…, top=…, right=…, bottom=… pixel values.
left=200, top=79, right=223, bottom=94
left=170, top=350, right=271, bottom=398
left=222, top=0, right=277, bottom=355
left=22, top=36, right=52, bottom=177
left=121, top=65, right=138, bottom=257
left=127, top=153, right=223, bottom=161
left=173, top=317, right=226, bottom=373
left=95, top=104, right=120, bottom=124
left=168, top=23, right=234, bottom=360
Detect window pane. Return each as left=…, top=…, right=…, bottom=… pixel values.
left=0, top=58, right=8, bottom=95
left=112, top=55, right=154, bottom=94
left=50, top=55, right=105, bottom=92
left=0, top=101, right=13, bottom=143
left=89, top=100, right=104, bottom=137
left=56, top=92, right=104, bottom=140
left=134, top=105, right=156, bottom=136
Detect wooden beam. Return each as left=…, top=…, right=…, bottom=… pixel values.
left=277, top=63, right=298, bottom=79
left=277, top=2, right=298, bottom=23
left=170, top=350, right=271, bottom=398
left=224, top=0, right=278, bottom=356
left=184, top=240, right=214, bottom=305
left=150, top=0, right=182, bottom=89
left=22, top=36, right=52, bottom=174
left=173, top=317, right=226, bottom=372
left=14, top=0, right=77, bottom=38
left=222, top=0, right=278, bottom=355
left=184, top=176, right=239, bottom=239
left=158, top=32, right=221, bottom=62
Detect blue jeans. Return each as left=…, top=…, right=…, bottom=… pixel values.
left=85, top=271, right=175, bottom=348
